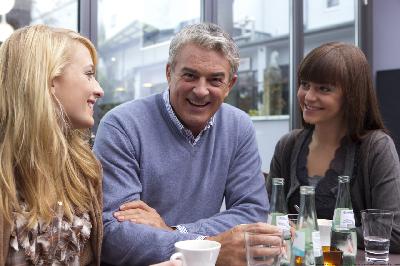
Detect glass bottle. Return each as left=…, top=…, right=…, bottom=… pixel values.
left=268, top=178, right=290, bottom=265
left=331, top=175, right=357, bottom=265
left=291, top=186, right=323, bottom=265
left=268, top=178, right=289, bottom=226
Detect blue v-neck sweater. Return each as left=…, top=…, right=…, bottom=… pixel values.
left=94, top=92, right=269, bottom=265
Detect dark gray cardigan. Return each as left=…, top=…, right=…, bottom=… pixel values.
left=267, top=128, right=400, bottom=253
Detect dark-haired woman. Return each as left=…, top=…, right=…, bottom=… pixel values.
left=267, top=42, right=400, bottom=253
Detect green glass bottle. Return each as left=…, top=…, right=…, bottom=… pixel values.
left=331, top=175, right=357, bottom=265
left=291, top=186, right=323, bottom=266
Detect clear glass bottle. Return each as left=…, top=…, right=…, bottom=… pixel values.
left=268, top=178, right=290, bottom=265
left=331, top=175, right=357, bottom=265
left=291, top=186, right=323, bottom=265
left=268, top=178, right=288, bottom=225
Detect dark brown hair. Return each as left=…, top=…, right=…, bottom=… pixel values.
left=297, top=42, right=385, bottom=141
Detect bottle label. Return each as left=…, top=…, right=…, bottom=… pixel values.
left=333, top=208, right=356, bottom=229
left=312, top=231, right=322, bottom=257
left=340, top=209, right=355, bottom=229
left=267, top=213, right=289, bottom=230
left=276, top=215, right=290, bottom=231
left=292, top=230, right=305, bottom=257
left=267, top=214, right=272, bottom=224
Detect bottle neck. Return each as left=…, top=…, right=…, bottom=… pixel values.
left=298, top=191, right=318, bottom=229
left=335, top=179, right=352, bottom=209
left=270, top=184, right=287, bottom=213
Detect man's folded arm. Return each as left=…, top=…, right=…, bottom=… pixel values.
left=178, top=121, right=269, bottom=236
left=101, top=213, right=204, bottom=265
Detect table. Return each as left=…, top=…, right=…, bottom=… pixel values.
left=356, top=249, right=400, bottom=265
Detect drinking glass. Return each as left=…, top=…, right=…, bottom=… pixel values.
left=245, top=230, right=282, bottom=266
left=361, top=209, right=394, bottom=262
left=281, top=213, right=298, bottom=265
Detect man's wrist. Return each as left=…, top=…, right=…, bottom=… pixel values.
left=171, top=225, right=208, bottom=240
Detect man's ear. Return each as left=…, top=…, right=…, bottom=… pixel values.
left=166, top=64, right=172, bottom=83
left=224, top=74, right=238, bottom=97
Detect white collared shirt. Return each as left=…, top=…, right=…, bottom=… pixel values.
left=162, top=89, right=215, bottom=146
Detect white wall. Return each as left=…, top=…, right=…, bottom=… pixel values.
left=253, top=117, right=290, bottom=172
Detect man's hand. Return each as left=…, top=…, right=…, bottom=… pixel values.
left=207, top=223, right=282, bottom=266
left=113, top=200, right=173, bottom=231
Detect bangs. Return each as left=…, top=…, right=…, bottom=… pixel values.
left=298, top=46, right=348, bottom=88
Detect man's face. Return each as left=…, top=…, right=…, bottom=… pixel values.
left=166, top=43, right=237, bottom=136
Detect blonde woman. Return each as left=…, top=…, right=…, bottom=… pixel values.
left=0, top=25, right=104, bottom=265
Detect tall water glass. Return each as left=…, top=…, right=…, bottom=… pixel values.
left=361, top=209, right=394, bottom=262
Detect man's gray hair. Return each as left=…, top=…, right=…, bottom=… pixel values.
left=168, top=23, right=240, bottom=79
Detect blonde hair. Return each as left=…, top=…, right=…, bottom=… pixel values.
left=0, top=25, right=101, bottom=226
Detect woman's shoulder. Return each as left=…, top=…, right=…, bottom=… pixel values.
left=272, top=128, right=310, bottom=159
left=361, top=130, right=395, bottom=146
left=359, top=130, right=398, bottom=158
left=278, top=128, right=309, bottom=145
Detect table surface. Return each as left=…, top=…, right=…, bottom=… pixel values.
left=356, top=249, right=400, bottom=264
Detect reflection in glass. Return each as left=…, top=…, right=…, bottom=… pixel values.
left=96, top=0, right=200, bottom=121
left=304, top=0, right=355, bottom=52
left=224, top=0, right=355, bottom=117
left=226, top=0, right=290, bottom=116
left=4, top=0, right=77, bottom=32
left=264, top=51, right=286, bottom=115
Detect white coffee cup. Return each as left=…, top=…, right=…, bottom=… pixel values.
left=318, top=219, right=332, bottom=246
left=170, top=240, right=221, bottom=266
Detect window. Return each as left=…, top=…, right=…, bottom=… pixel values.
left=217, top=0, right=357, bottom=171
left=5, top=0, right=362, bottom=172
left=3, top=0, right=77, bottom=43
left=213, top=0, right=291, bottom=171
left=304, top=0, right=355, bottom=53
left=96, top=0, right=200, bottom=121
left=225, top=0, right=290, bottom=117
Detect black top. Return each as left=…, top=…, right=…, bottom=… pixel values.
left=293, top=130, right=347, bottom=219
left=268, top=129, right=400, bottom=253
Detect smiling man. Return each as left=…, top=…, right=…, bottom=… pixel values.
left=94, top=23, right=269, bottom=266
